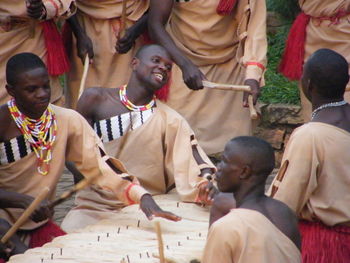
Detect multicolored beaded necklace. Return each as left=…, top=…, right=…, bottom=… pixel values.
left=119, top=85, right=155, bottom=112
left=7, top=98, right=57, bottom=175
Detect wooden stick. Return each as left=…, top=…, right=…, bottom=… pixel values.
left=154, top=221, right=165, bottom=263
left=78, top=55, right=89, bottom=100
left=248, top=95, right=258, bottom=120
left=1, top=187, right=50, bottom=244
left=202, top=80, right=251, bottom=92
left=270, top=160, right=289, bottom=198
left=119, top=0, right=128, bottom=38
left=49, top=175, right=98, bottom=209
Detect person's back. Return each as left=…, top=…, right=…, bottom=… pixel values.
left=202, top=136, right=301, bottom=263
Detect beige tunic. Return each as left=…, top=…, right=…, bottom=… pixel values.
left=0, top=105, right=147, bottom=230
left=66, top=0, right=149, bottom=108
left=299, top=0, right=350, bottom=120
left=61, top=101, right=215, bottom=231
left=165, top=0, right=267, bottom=154
left=202, top=208, right=301, bottom=263
left=0, top=0, right=75, bottom=105
left=269, top=122, right=350, bottom=227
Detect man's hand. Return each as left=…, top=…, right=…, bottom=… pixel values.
left=26, top=0, right=46, bottom=20
left=181, top=61, right=206, bottom=90
left=116, top=27, right=137, bottom=54
left=243, top=79, right=260, bottom=107
left=140, top=194, right=181, bottom=221
left=197, top=181, right=219, bottom=205
left=76, top=34, right=94, bottom=65
left=24, top=198, right=53, bottom=223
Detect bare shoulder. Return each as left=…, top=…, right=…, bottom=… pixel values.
left=77, top=87, right=109, bottom=116
left=0, top=104, right=12, bottom=140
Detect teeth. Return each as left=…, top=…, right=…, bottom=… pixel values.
left=154, top=73, right=163, bottom=81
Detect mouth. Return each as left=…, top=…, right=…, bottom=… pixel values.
left=153, top=72, right=166, bottom=83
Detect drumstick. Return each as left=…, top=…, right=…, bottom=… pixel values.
left=202, top=80, right=251, bottom=92
left=0, top=187, right=50, bottom=244
left=78, top=54, right=89, bottom=99
left=270, top=160, right=289, bottom=198
left=119, top=0, right=128, bottom=38
left=154, top=221, right=165, bottom=263
left=248, top=95, right=258, bottom=120
left=49, top=175, right=98, bottom=209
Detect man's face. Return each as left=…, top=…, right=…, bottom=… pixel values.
left=7, top=67, right=51, bottom=119
left=216, top=142, right=245, bottom=193
left=134, top=46, right=173, bottom=90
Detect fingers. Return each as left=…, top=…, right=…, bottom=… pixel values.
left=116, top=37, right=134, bottom=54
left=26, top=0, right=44, bottom=19
left=152, top=211, right=182, bottom=222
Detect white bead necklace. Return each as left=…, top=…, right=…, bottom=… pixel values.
left=311, top=100, right=347, bottom=120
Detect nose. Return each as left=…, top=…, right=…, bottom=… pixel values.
left=36, top=87, right=49, bottom=99
left=158, top=62, right=167, bottom=71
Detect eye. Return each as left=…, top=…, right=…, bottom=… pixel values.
left=152, top=57, right=160, bottom=63
left=166, top=64, right=172, bottom=71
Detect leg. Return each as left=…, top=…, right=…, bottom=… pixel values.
left=209, top=192, right=236, bottom=227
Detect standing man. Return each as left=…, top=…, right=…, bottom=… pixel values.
left=0, top=0, right=74, bottom=106
left=148, top=0, right=267, bottom=155
left=279, top=0, right=350, bottom=121
left=270, top=49, right=350, bottom=262
left=203, top=136, right=301, bottom=263
left=0, top=53, right=179, bottom=260
left=65, top=0, right=150, bottom=108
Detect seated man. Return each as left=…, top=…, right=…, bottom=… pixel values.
left=203, top=136, right=301, bottom=263
left=62, top=44, right=216, bottom=231
left=269, top=49, right=350, bottom=263
left=0, top=53, right=179, bottom=261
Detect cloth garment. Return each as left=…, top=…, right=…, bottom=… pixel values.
left=65, top=0, right=149, bottom=108
left=61, top=101, right=215, bottom=231
left=202, top=208, right=301, bottom=263
left=0, top=0, right=75, bottom=105
left=269, top=122, right=350, bottom=227
left=0, top=105, right=147, bottom=231
left=164, top=0, right=267, bottom=154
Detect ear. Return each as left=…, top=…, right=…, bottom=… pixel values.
left=5, top=84, right=15, bottom=98
left=239, top=165, right=252, bottom=180
left=131, top=57, right=140, bottom=70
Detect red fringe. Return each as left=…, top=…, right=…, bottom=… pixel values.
left=0, top=259, right=5, bottom=263
left=299, top=220, right=350, bottom=263
left=216, top=0, right=237, bottom=16
left=29, top=220, right=66, bottom=248
left=41, top=20, right=70, bottom=76
left=61, top=22, right=73, bottom=59
left=279, top=12, right=310, bottom=80
left=141, top=29, right=170, bottom=102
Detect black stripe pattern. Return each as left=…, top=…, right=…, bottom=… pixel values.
left=93, top=108, right=154, bottom=143
left=0, top=135, right=33, bottom=165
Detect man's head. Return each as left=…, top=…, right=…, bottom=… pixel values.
left=131, top=44, right=173, bottom=91
left=216, top=136, right=275, bottom=193
left=6, top=53, right=50, bottom=119
left=301, top=49, right=349, bottom=101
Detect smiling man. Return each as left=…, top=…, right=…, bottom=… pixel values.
left=0, top=52, right=179, bottom=260
left=202, top=137, right=301, bottom=263
left=62, top=44, right=216, bottom=231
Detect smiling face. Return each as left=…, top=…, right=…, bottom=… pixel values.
left=6, top=67, right=51, bottom=119
left=132, top=45, right=173, bottom=91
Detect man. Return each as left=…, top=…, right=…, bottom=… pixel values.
left=0, top=0, right=74, bottom=106
left=0, top=53, right=179, bottom=260
left=202, top=136, right=301, bottom=263
left=279, top=0, right=350, bottom=121
left=148, top=0, right=267, bottom=155
left=270, top=49, right=350, bottom=262
left=61, top=44, right=216, bottom=231
left=64, top=0, right=150, bottom=108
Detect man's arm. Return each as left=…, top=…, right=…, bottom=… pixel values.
left=148, top=0, right=205, bottom=90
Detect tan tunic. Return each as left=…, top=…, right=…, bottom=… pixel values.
left=0, top=105, right=147, bottom=230
left=165, top=0, right=267, bottom=154
left=0, top=0, right=75, bottom=105
left=61, top=101, right=215, bottom=231
left=202, top=208, right=301, bottom=263
left=66, top=0, right=149, bottom=108
left=269, top=122, right=350, bottom=227
left=299, top=0, right=350, bottom=120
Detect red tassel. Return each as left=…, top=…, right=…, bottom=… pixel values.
left=279, top=12, right=310, bottom=80
left=299, top=220, right=350, bottom=263
left=216, top=0, right=237, bottom=16
left=61, top=22, right=73, bottom=59
left=29, top=220, right=66, bottom=248
left=41, top=20, right=70, bottom=76
left=141, top=29, right=154, bottom=45
left=0, top=259, right=5, bottom=263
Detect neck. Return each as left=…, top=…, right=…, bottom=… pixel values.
left=233, top=183, right=265, bottom=208
left=125, top=78, right=155, bottom=106
left=311, top=95, right=344, bottom=111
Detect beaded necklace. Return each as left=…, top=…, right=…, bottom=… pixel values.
left=311, top=100, right=347, bottom=120
left=7, top=98, right=57, bottom=175
left=119, top=85, right=155, bottom=112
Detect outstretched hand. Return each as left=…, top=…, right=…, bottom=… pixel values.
left=140, top=194, right=181, bottom=222
left=26, top=0, right=45, bottom=20
left=243, top=79, right=260, bottom=107
left=181, top=61, right=206, bottom=90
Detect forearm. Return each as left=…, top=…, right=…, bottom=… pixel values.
left=67, top=14, right=86, bottom=39
left=0, top=189, right=32, bottom=209
left=130, top=12, right=149, bottom=38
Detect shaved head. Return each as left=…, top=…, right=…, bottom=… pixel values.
left=303, top=49, right=349, bottom=99
left=134, top=44, right=171, bottom=60
left=6, top=53, right=46, bottom=86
